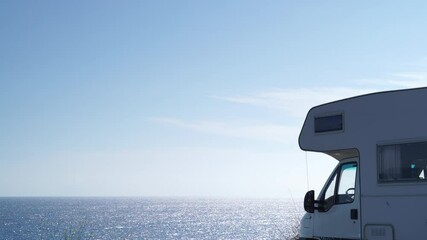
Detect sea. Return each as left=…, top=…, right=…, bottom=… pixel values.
left=0, top=197, right=303, bottom=240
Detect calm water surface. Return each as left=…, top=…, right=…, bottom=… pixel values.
left=0, top=197, right=303, bottom=240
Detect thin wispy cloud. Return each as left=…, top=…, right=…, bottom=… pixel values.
left=389, top=72, right=427, bottom=87
left=357, top=72, right=427, bottom=89
left=152, top=87, right=386, bottom=142
left=152, top=72, right=426, bottom=144
left=219, top=87, right=377, bottom=118
left=219, top=71, right=427, bottom=118
left=151, top=117, right=299, bottom=143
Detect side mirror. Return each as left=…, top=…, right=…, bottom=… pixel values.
left=304, top=190, right=315, bottom=213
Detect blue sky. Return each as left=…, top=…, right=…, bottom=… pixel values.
left=2, top=1, right=427, bottom=197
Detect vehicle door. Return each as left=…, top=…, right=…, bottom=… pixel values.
left=314, top=161, right=360, bottom=239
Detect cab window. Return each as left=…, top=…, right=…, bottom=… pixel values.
left=320, top=162, right=357, bottom=211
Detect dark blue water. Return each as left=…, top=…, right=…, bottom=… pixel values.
left=0, top=197, right=302, bottom=240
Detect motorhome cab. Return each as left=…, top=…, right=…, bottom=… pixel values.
left=299, top=88, right=427, bottom=240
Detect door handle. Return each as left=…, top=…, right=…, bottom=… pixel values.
left=351, top=209, right=358, bottom=220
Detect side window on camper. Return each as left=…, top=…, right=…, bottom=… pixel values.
left=378, top=141, right=427, bottom=182
left=320, top=162, right=357, bottom=211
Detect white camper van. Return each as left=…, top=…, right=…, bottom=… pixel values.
left=299, top=88, right=427, bottom=240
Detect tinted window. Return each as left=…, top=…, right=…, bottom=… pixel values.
left=378, top=141, right=427, bottom=182
left=314, top=114, right=343, bottom=133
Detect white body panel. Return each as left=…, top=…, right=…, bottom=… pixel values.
left=298, top=88, right=427, bottom=240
